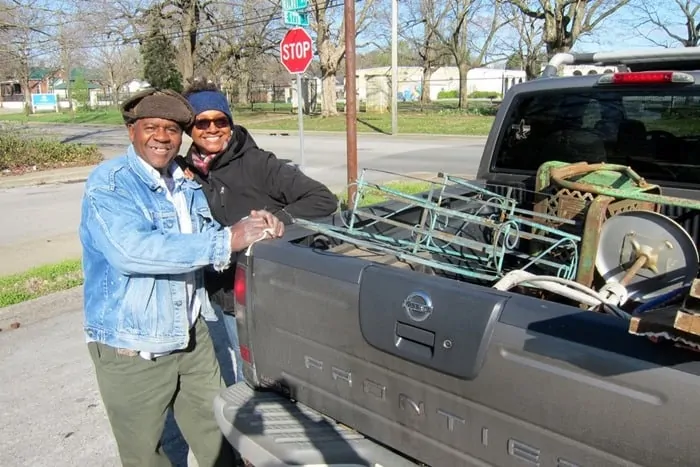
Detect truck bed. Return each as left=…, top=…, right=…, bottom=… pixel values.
left=235, top=233, right=700, bottom=467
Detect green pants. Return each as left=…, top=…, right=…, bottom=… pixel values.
left=88, top=317, right=235, bottom=467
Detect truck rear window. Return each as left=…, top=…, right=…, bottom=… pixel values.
left=493, top=88, right=700, bottom=185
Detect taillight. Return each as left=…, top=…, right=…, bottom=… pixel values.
left=597, top=71, right=695, bottom=85
left=234, top=264, right=252, bottom=364
left=240, top=345, right=251, bottom=363
left=234, top=264, right=246, bottom=306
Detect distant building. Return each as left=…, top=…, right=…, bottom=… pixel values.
left=348, top=66, right=525, bottom=112
left=559, top=65, right=616, bottom=76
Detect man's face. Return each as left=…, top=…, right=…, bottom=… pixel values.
left=191, top=110, right=232, bottom=156
left=128, top=118, right=183, bottom=171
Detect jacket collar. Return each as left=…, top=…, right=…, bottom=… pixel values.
left=126, top=144, right=201, bottom=192
left=183, top=124, right=259, bottom=175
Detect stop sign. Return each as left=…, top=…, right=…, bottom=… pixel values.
left=280, top=27, right=314, bottom=74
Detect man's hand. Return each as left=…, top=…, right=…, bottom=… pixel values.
left=228, top=210, right=284, bottom=252
left=229, top=216, right=268, bottom=252
left=249, top=210, right=285, bottom=237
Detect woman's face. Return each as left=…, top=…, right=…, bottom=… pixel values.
left=191, top=110, right=232, bottom=156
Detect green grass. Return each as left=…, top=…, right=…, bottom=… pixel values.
left=0, top=259, right=83, bottom=308
left=0, top=108, right=495, bottom=136
left=1, top=109, right=125, bottom=125
left=339, top=179, right=433, bottom=208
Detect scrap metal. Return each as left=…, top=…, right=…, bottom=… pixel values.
left=293, top=169, right=581, bottom=283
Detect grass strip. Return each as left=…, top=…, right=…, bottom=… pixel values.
left=0, top=259, right=83, bottom=308
left=0, top=109, right=495, bottom=136
left=342, top=179, right=433, bottom=208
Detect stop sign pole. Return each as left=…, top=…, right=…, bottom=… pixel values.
left=280, top=27, right=314, bottom=172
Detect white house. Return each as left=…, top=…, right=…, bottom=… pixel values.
left=354, top=66, right=526, bottom=111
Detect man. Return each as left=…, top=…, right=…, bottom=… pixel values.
left=78, top=88, right=284, bottom=467
left=177, top=79, right=338, bottom=383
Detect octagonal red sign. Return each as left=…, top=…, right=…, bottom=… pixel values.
left=280, top=27, right=314, bottom=74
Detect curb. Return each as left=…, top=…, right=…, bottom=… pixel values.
left=0, top=166, right=96, bottom=189
left=0, top=286, right=83, bottom=331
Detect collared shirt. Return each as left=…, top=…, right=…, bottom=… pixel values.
left=136, top=157, right=201, bottom=360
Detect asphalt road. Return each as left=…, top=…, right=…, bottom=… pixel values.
left=23, top=123, right=486, bottom=176
left=0, top=290, right=239, bottom=467
left=0, top=126, right=487, bottom=275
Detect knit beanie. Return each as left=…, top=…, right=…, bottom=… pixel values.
left=186, top=91, right=233, bottom=124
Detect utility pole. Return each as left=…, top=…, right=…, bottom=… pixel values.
left=345, top=0, right=358, bottom=205
left=391, top=0, right=398, bottom=135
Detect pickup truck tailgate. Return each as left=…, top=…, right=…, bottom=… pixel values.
left=214, top=382, right=417, bottom=466
left=241, top=240, right=700, bottom=467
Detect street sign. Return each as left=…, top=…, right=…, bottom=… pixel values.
left=280, top=27, right=314, bottom=74
left=283, top=10, right=309, bottom=27
left=281, top=0, right=308, bottom=11
left=31, top=93, right=58, bottom=113
left=280, top=27, right=314, bottom=173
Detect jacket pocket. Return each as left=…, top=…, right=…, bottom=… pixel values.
left=195, top=207, right=215, bottom=232
left=117, top=276, right=159, bottom=335
left=149, top=210, right=178, bottom=233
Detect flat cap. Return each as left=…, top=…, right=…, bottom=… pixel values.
left=121, top=88, right=195, bottom=129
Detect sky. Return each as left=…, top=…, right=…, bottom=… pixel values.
left=572, top=3, right=691, bottom=53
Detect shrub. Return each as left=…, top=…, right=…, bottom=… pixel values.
left=468, top=91, right=501, bottom=99
left=437, top=90, right=459, bottom=99
left=0, top=131, right=102, bottom=173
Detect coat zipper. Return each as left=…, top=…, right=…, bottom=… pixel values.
left=220, top=186, right=226, bottom=209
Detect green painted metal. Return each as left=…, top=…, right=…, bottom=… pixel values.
left=539, top=160, right=700, bottom=210
left=294, top=169, right=581, bottom=282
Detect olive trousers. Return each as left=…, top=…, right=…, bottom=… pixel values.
left=87, top=317, right=235, bottom=467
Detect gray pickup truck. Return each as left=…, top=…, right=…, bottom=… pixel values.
left=214, top=47, right=700, bottom=467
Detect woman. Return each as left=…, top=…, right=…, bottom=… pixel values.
left=179, top=79, right=338, bottom=383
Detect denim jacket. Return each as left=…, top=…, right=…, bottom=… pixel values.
left=79, top=145, right=232, bottom=354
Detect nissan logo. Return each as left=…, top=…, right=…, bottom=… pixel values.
left=403, top=291, right=433, bottom=322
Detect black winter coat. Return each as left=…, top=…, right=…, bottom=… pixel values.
left=176, top=125, right=338, bottom=312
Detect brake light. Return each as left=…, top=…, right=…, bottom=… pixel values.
left=240, top=345, right=251, bottom=363
left=234, top=264, right=246, bottom=306
left=597, top=71, right=695, bottom=85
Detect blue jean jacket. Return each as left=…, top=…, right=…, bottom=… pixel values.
left=79, top=145, right=232, bottom=354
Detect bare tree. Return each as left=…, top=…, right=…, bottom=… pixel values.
left=72, top=0, right=152, bottom=44
left=309, top=0, right=377, bottom=117
left=0, top=0, right=21, bottom=30
left=55, top=18, right=89, bottom=111
left=432, top=0, right=507, bottom=109
left=91, top=45, right=142, bottom=105
left=501, top=2, right=546, bottom=79
left=0, top=0, right=55, bottom=112
left=634, top=0, right=700, bottom=47
left=160, top=0, right=212, bottom=85
left=198, top=0, right=282, bottom=105
left=400, top=0, right=451, bottom=104
left=509, top=0, right=631, bottom=57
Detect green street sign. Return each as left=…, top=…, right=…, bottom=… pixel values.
left=284, top=10, right=309, bottom=27
left=282, top=0, right=308, bottom=11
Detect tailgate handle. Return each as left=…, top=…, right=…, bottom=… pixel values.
left=395, top=321, right=435, bottom=359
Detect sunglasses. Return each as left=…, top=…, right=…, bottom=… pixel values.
left=193, top=117, right=230, bottom=130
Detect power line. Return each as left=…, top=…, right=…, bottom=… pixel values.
left=0, top=0, right=345, bottom=64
